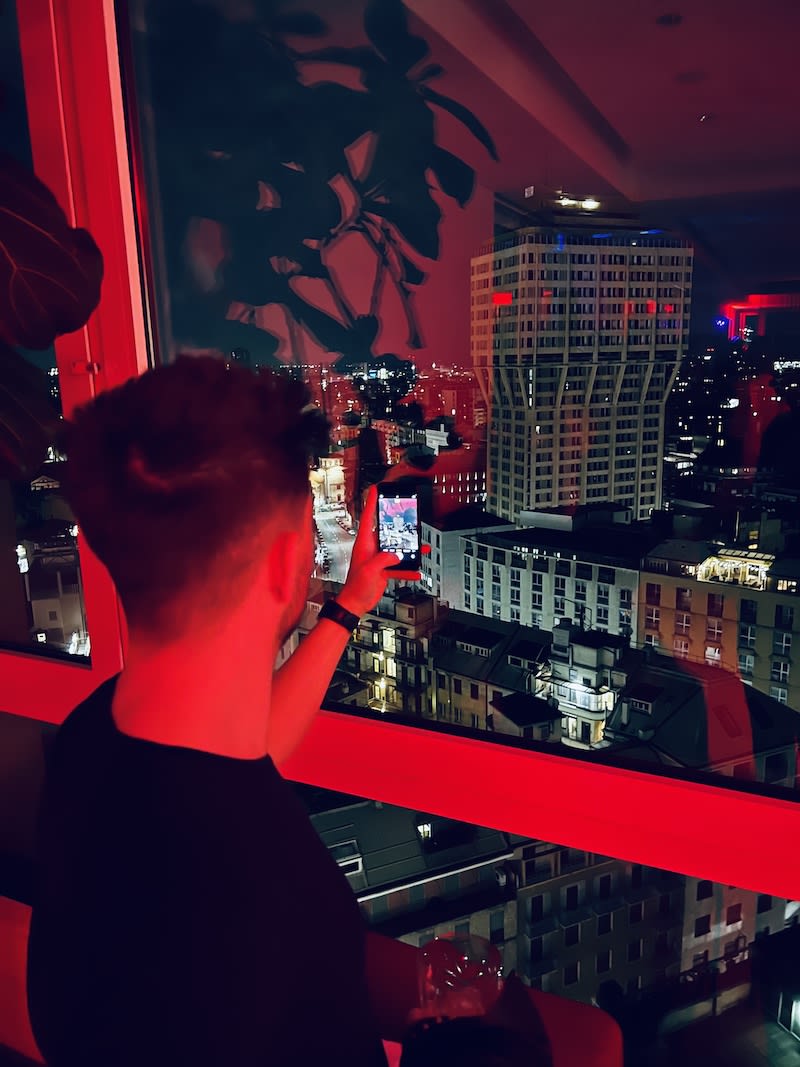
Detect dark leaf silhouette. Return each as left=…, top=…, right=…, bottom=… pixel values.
left=430, top=145, right=475, bottom=206
left=353, top=314, right=379, bottom=349
left=419, top=85, right=500, bottom=161
left=364, top=183, right=441, bottom=260
left=417, top=63, right=445, bottom=81
left=400, top=252, right=426, bottom=286
left=269, top=11, right=327, bottom=36
left=142, top=0, right=498, bottom=376
left=363, top=0, right=429, bottom=72
left=0, top=153, right=103, bottom=350
left=299, top=45, right=381, bottom=73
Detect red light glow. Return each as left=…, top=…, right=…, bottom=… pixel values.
left=492, top=292, right=513, bottom=306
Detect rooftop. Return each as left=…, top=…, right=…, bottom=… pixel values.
left=422, top=505, right=512, bottom=533
left=308, top=799, right=512, bottom=899
left=605, top=654, right=800, bottom=770
left=491, top=691, right=560, bottom=728
left=473, top=523, right=662, bottom=570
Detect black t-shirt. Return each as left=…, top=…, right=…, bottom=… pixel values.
left=27, top=678, right=388, bottom=1067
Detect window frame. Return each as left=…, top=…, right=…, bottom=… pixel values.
left=4, top=0, right=151, bottom=718
left=8, top=0, right=800, bottom=911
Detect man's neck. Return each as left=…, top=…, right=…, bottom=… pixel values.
left=112, top=638, right=275, bottom=761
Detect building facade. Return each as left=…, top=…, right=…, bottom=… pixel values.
left=638, top=540, right=800, bottom=712
left=470, top=227, right=693, bottom=522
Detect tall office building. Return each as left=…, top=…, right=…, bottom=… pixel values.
left=471, top=225, right=693, bottom=521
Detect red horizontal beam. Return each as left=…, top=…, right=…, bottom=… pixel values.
left=283, top=710, right=800, bottom=901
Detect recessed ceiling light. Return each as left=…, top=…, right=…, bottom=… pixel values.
left=656, top=12, right=683, bottom=26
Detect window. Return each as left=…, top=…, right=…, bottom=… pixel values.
left=770, top=661, right=790, bottom=684
left=769, top=685, right=788, bottom=704
left=707, top=593, right=724, bottom=618
left=564, top=885, right=579, bottom=910
left=11, top=3, right=800, bottom=999
left=676, top=587, right=692, bottom=610
left=740, top=599, right=757, bottom=624
left=775, top=605, right=794, bottom=630
left=629, top=902, right=643, bottom=924
left=645, top=582, right=661, bottom=606
left=773, top=631, right=792, bottom=656
left=695, top=915, right=711, bottom=937
left=597, top=914, right=612, bottom=936
left=738, top=623, right=757, bottom=648
left=563, top=963, right=579, bottom=987
left=757, top=894, right=772, bottom=914
left=673, top=637, right=689, bottom=659
left=631, top=864, right=643, bottom=889
left=596, top=949, right=611, bottom=974
left=470, top=683, right=479, bottom=700
left=645, top=607, right=660, bottom=630
left=726, top=903, right=742, bottom=926
left=597, top=874, right=612, bottom=899
left=627, top=939, right=642, bottom=962
left=738, top=653, right=754, bottom=677
left=705, top=646, right=722, bottom=667
left=564, top=924, right=580, bottom=947
left=706, top=618, right=723, bottom=642
left=697, top=880, right=713, bottom=901
left=675, top=612, right=692, bottom=634
left=574, top=580, right=587, bottom=602
left=453, top=678, right=462, bottom=695
left=530, top=895, right=544, bottom=923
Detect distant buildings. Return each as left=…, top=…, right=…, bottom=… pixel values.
left=638, top=539, right=800, bottom=712
left=302, top=788, right=790, bottom=1012
left=471, top=227, right=692, bottom=522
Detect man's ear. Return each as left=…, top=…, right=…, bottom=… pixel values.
left=263, top=528, right=304, bottom=607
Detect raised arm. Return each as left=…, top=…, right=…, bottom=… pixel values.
left=267, top=486, right=398, bottom=767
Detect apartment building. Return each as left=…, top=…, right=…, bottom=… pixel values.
left=304, top=786, right=791, bottom=1014
left=471, top=227, right=692, bottom=522
left=307, top=796, right=519, bottom=975
left=342, top=589, right=435, bottom=717
left=420, top=505, right=513, bottom=605
left=638, top=540, right=800, bottom=711
left=455, top=516, right=656, bottom=637
left=515, top=847, right=685, bottom=1001
left=604, top=652, right=798, bottom=787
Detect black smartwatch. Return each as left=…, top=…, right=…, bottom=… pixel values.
left=318, top=598, right=360, bottom=633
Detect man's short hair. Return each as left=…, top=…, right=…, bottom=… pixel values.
left=60, top=356, right=328, bottom=633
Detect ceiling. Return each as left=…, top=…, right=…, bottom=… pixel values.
left=407, top=0, right=800, bottom=306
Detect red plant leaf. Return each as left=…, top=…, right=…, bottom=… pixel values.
left=0, top=153, right=103, bottom=350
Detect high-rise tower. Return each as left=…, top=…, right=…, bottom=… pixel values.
left=471, top=226, right=693, bottom=521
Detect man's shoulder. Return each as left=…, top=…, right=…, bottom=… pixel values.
left=55, top=675, right=119, bottom=754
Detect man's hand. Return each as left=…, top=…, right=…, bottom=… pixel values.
left=337, top=485, right=400, bottom=617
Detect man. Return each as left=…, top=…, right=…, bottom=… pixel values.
left=27, top=357, right=399, bottom=1066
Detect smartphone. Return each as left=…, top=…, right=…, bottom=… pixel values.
left=376, top=482, right=422, bottom=575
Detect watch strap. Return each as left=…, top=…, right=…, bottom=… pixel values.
left=318, top=598, right=360, bottom=633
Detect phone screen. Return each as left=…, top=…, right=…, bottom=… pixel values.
left=377, top=490, right=421, bottom=570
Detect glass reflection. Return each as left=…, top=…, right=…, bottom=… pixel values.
left=121, top=0, right=798, bottom=798
left=0, top=3, right=91, bottom=662
left=301, top=781, right=800, bottom=1064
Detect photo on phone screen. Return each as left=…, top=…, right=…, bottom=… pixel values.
left=376, top=489, right=421, bottom=571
